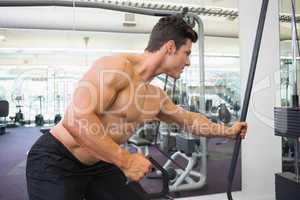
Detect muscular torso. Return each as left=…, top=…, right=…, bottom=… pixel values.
left=51, top=56, right=162, bottom=165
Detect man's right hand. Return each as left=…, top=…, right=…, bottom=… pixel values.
left=120, top=153, right=152, bottom=182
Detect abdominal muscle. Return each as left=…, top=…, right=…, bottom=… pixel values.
left=50, top=121, right=136, bottom=166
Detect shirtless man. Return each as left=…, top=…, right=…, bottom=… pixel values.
left=26, top=15, right=247, bottom=200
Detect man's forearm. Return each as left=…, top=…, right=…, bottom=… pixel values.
left=184, top=112, right=230, bottom=138
left=63, top=110, right=130, bottom=168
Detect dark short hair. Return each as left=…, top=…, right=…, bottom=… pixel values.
left=145, top=15, right=198, bottom=52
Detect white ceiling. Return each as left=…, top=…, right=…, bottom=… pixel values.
left=0, top=0, right=298, bottom=40
left=0, top=4, right=239, bottom=37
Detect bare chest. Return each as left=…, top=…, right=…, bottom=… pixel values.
left=107, top=83, right=161, bottom=123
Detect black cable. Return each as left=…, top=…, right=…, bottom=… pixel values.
left=163, top=75, right=169, bottom=91
left=171, top=79, right=177, bottom=103
left=226, top=0, right=269, bottom=199
left=290, top=0, right=299, bottom=107
left=291, top=0, right=300, bottom=58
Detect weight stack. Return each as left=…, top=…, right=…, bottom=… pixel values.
left=274, top=107, right=300, bottom=199
left=274, top=107, right=300, bottom=138
left=275, top=172, right=300, bottom=200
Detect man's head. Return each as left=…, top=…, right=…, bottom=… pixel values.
left=145, top=15, right=198, bottom=79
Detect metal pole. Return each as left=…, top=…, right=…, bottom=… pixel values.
left=295, top=137, right=300, bottom=181
left=291, top=0, right=299, bottom=107
left=187, top=13, right=205, bottom=113
left=0, top=0, right=177, bottom=16
left=186, top=13, right=207, bottom=186
left=292, top=0, right=297, bottom=92
left=163, top=75, right=168, bottom=91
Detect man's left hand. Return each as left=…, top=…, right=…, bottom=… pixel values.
left=225, top=122, right=248, bottom=140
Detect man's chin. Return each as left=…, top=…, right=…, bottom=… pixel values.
left=168, top=74, right=181, bottom=79
left=175, top=73, right=181, bottom=79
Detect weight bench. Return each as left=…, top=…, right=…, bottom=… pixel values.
left=128, top=121, right=160, bottom=156
left=128, top=134, right=152, bottom=156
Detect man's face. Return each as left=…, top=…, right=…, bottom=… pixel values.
left=161, top=39, right=192, bottom=79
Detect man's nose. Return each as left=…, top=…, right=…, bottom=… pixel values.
left=185, top=60, right=190, bottom=67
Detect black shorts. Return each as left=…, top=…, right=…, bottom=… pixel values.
left=26, top=132, right=142, bottom=200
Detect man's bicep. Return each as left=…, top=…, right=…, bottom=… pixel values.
left=157, top=89, right=185, bottom=125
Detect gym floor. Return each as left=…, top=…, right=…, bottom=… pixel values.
left=0, top=127, right=241, bottom=200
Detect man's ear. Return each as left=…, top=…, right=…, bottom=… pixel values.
left=165, top=40, right=176, bottom=54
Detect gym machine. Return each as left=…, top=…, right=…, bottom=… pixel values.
left=34, top=95, right=45, bottom=126
left=161, top=75, right=207, bottom=193
left=218, top=103, right=232, bottom=124
left=274, top=108, right=300, bottom=199
left=8, top=95, right=25, bottom=127
left=14, top=95, right=25, bottom=125
left=274, top=0, right=300, bottom=199
left=0, top=100, right=9, bottom=135
left=162, top=133, right=206, bottom=192
left=53, top=70, right=62, bottom=125
left=54, top=94, right=62, bottom=125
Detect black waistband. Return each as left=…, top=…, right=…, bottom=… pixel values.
left=46, top=132, right=87, bottom=166
left=32, top=132, right=119, bottom=174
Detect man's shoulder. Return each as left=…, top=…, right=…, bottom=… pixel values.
left=88, top=55, right=134, bottom=90
left=93, top=54, right=134, bottom=76
left=148, top=84, right=167, bottom=97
